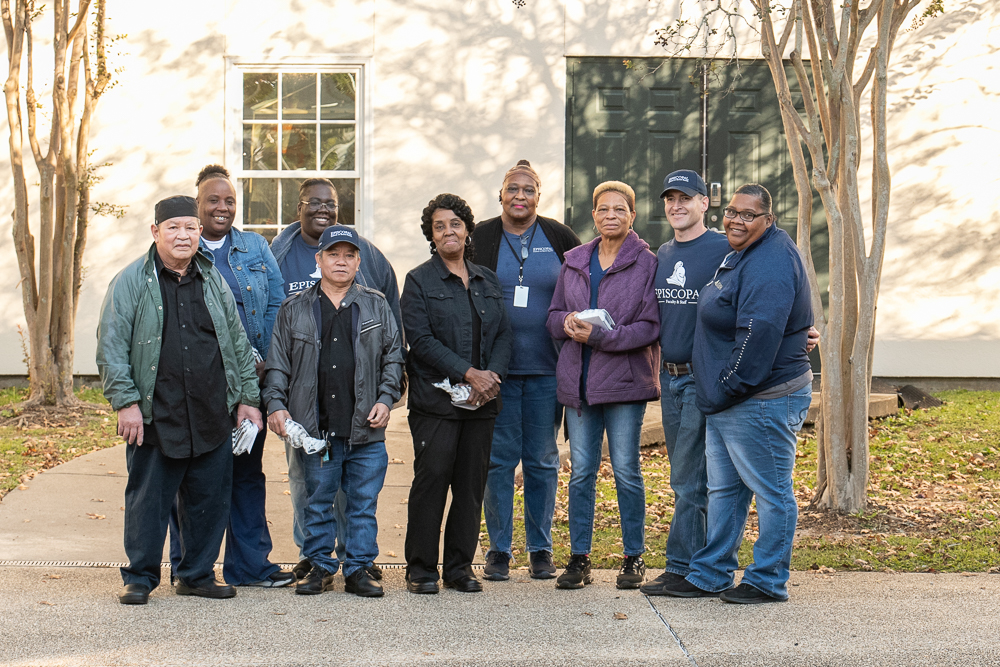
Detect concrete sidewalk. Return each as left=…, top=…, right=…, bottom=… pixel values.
left=2, top=406, right=1000, bottom=666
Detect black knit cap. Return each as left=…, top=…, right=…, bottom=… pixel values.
left=154, top=195, right=198, bottom=224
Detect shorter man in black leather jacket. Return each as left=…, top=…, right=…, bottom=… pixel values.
left=263, top=225, right=404, bottom=598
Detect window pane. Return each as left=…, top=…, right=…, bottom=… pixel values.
left=280, top=178, right=357, bottom=227
left=281, top=125, right=317, bottom=170
left=243, top=74, right=277, bottom=120
left=245, top=226, right=278, bottom=243
left=282, top=73, right=317, bottom=119
left=320, top=73, right=356, bottom=120
left=243, top=124, right=277, bottom=170
left=242, top=178, right=278, bottom=227
left=320, top=126, right=356, bottom=171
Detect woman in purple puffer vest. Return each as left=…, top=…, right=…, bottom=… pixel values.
left=546, top=181, right=660, bottom=592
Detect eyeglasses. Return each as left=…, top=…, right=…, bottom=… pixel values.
left=723, top=207, right=770, bottom=223
left=518, top=234, right=530, bottom=259
left=300, top=199, right=339, bottom=212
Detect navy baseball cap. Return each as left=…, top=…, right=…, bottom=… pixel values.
left=659, top=170, right=708, bottom=198
left=317, top=225, right=361, bottom=252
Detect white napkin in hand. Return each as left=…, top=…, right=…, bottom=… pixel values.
left=432, top=378, right=490, bottom=410
left=576, top=308, right=615, bottom=331
left=232, top=419, right=259, bottom=456
left=282, top=418, right=328, bottom=455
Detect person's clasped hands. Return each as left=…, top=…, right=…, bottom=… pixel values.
left=562, top=311, right=594, bottom=345
left=463, top=367, right=501, bottom=408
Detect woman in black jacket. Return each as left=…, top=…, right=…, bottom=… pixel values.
left=401, top=193, right=512, bottom=594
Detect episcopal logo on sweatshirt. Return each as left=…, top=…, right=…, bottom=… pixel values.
left=666, top=261, right=686, bottom=287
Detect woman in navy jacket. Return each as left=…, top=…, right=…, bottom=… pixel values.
left=658, top=183, right=813, bottom=604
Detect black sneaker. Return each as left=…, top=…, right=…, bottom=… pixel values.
left=529, top=551, right=557, bottom=579
left=651, top=576, right=725, bottom=598
left=244, top=570, right=296, bottom=588
left=719, top=582, right=784, bottom=604
left=483, top=551, right=510, bottom=581
left=366, top=563, right=383, bottom=581
left=292, top=558, right=311, bottom=581
left=616, top=555, right=646, bottom=590
left=640, top=571, right=689, bottom=596
left=556, top=554, right=592, bottom=590
left=295, top=566, right=335, bottom=596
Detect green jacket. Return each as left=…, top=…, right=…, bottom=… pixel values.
left=96, top=244, right=260, bottom=421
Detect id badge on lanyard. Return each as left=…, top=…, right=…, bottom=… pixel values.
left=513, top=285, right=529, bottom=308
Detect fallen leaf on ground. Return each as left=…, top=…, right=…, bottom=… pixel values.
left=582, top=612, right=593, bottom=616
left=283, top=490, right=291, bottom=495
left=38, top=601, right=54, bottom=606
left=391, top=458, right=405, bottom=464
left=86, top=513, right=106, bottom=520
left=613, top=612, right=628, bottom=620
left=273, top=612, right=286, bottom=616
left=107, top=471, right=116, bottom=475
left=385, top=551, right=397, bottom=557
left=394, top=524, right=403, bottom=529
left=23, top=519, right=30, bottom=523
left=400, top=498, right=408, bottom=504
left=17, top=485, right=27, bottom=490
left=91, top=498, right=104, bottom=502
left=45, top=574, right=62, bottom=579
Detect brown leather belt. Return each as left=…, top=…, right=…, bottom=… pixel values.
left=663, top=361, right=693, bottom=376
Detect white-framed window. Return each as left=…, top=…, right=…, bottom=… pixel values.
left=225, top=57, right=372, bottom=241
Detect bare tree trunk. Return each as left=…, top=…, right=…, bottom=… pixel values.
left=3, top=0, right=106, bottom=409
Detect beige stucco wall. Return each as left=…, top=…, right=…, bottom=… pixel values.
left=0, top=0, right=995, bottom=377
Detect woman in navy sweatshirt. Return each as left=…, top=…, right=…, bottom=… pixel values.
left=657, top=183, right=814, bottom=604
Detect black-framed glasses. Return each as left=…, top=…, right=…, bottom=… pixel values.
left=300, top=199, right=339, bottom=212
left=723, top=207, right=769, bottom=223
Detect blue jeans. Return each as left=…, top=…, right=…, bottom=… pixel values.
left=686, top=385, right=812, bottom=600
left=659, top=372, right=708, bottom=576
left=286, top=440, right=347, bottom=562
left=565, top=401, right=647, bottom=556
left=300, top=438, right=388, bottom=577
left=484, top=375, right=561, bottom=557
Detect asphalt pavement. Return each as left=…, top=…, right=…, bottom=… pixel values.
left=1, top=406, right=999, bottom=666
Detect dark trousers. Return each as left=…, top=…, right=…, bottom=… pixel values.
left=122, top=439, right=232, bottom=590
left=404, top=414, right=494, bottom=582
left=168, top=427, right=277, bottom=584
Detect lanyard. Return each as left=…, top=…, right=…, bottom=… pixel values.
left=502, top=223, right=538, bottom=286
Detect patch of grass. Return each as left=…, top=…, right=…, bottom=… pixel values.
left=0, top=387, right=117, bottom=499
left=494, top=390, right=1000, bottom=573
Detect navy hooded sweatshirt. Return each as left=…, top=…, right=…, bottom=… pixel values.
left=692, top=224, right=813, bottom=414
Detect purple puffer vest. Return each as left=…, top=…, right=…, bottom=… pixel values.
left=545, top=230, right=661, bottom=410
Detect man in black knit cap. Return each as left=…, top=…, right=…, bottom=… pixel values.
left=97, top=195, right=263, bottom=605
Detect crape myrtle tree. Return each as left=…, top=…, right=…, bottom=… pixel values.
left=2, top=0, right=119, bottom=407
left=515, top=0, right=940, bottom=511
left=652, top=0, right=940, bottom=512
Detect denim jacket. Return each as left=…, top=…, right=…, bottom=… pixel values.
left=200, top=227, right=285, bottom=359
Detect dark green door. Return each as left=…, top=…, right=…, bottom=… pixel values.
left=566, top=57, right=827, bottom=296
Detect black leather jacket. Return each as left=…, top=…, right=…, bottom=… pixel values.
left=263, top=281, right=404, bottom=444
left=401, top=254, right=512, bottom=419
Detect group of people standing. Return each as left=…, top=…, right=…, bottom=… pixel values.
left=97, top=157, right=815, bottom=607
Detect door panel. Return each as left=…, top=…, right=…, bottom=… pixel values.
left=567, top=56, right=828, bottom=310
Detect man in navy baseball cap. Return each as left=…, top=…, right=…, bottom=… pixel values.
left=659, top=169, right=708, bottom=199
left=316, top=224, right=362, bottom=253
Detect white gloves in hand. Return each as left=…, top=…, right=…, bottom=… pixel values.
left=281, top=418, right=327, bottom=455
left=232, top=419, right=259, bottom=456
